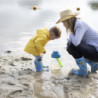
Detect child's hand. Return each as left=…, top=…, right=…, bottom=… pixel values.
left=43, top=51, right=46, bottom=54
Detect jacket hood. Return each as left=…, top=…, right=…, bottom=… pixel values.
left=36, top=28, right=50, bottom=39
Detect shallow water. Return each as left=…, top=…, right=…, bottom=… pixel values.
left=0, top=0, right=98, bottom=53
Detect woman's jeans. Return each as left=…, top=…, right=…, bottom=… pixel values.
left=67, top=42, right=98, bottom=62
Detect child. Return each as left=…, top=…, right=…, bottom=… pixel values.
left=24, top=26, right=61, bottom=72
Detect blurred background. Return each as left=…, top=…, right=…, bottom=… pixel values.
left=0, top=0, right=98, bottom=53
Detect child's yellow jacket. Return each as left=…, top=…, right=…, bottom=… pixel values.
left=24, top=28, right=50, bottom=56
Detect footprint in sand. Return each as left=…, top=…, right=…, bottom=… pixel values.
left=6, top=90, right=22, bottom=98
left=18, top=68, right=33, bottom=76
left=21, top=57, right=32, bottom=61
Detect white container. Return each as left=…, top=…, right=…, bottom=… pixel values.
left=51, top=58, right=61, bottom=72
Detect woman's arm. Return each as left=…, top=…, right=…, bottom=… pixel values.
left=71, top=25, right=86, bottom=46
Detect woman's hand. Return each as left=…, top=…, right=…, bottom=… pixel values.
left=66, top=47, right=68, bottom=51
left=65, top=47, right=68, bottom=51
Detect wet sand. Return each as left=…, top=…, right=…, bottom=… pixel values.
left=0, top=48, right=98, bottom=98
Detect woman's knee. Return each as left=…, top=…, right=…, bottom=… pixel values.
left=67, top=43, right=82, bottom=58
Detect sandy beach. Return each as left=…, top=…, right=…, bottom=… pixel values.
left=0, top=48, right=98, bottom=98
left=0, top=0, right=98, bottom=98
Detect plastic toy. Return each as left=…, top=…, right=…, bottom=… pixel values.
left=51, top=51, right=63, bottom=67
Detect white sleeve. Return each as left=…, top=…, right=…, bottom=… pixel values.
left=71, top=26, right=85, bottom=46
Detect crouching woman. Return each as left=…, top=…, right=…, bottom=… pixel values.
left=56, top=9, right=98, bottom=76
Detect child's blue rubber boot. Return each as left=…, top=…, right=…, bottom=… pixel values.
left=85, top=59, right=98, bottom=73
left=72, top=57, right=88, bottom=76
left=34, top=61, right=49, bottom=72
left=43, top=65, right=49, bottom=68
left=34, top=60, right=43, bottom=72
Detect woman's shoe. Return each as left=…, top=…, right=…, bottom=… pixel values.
left=85, top=59, right=98, bottom=73
left=72, top=57, right=88, bottom=76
